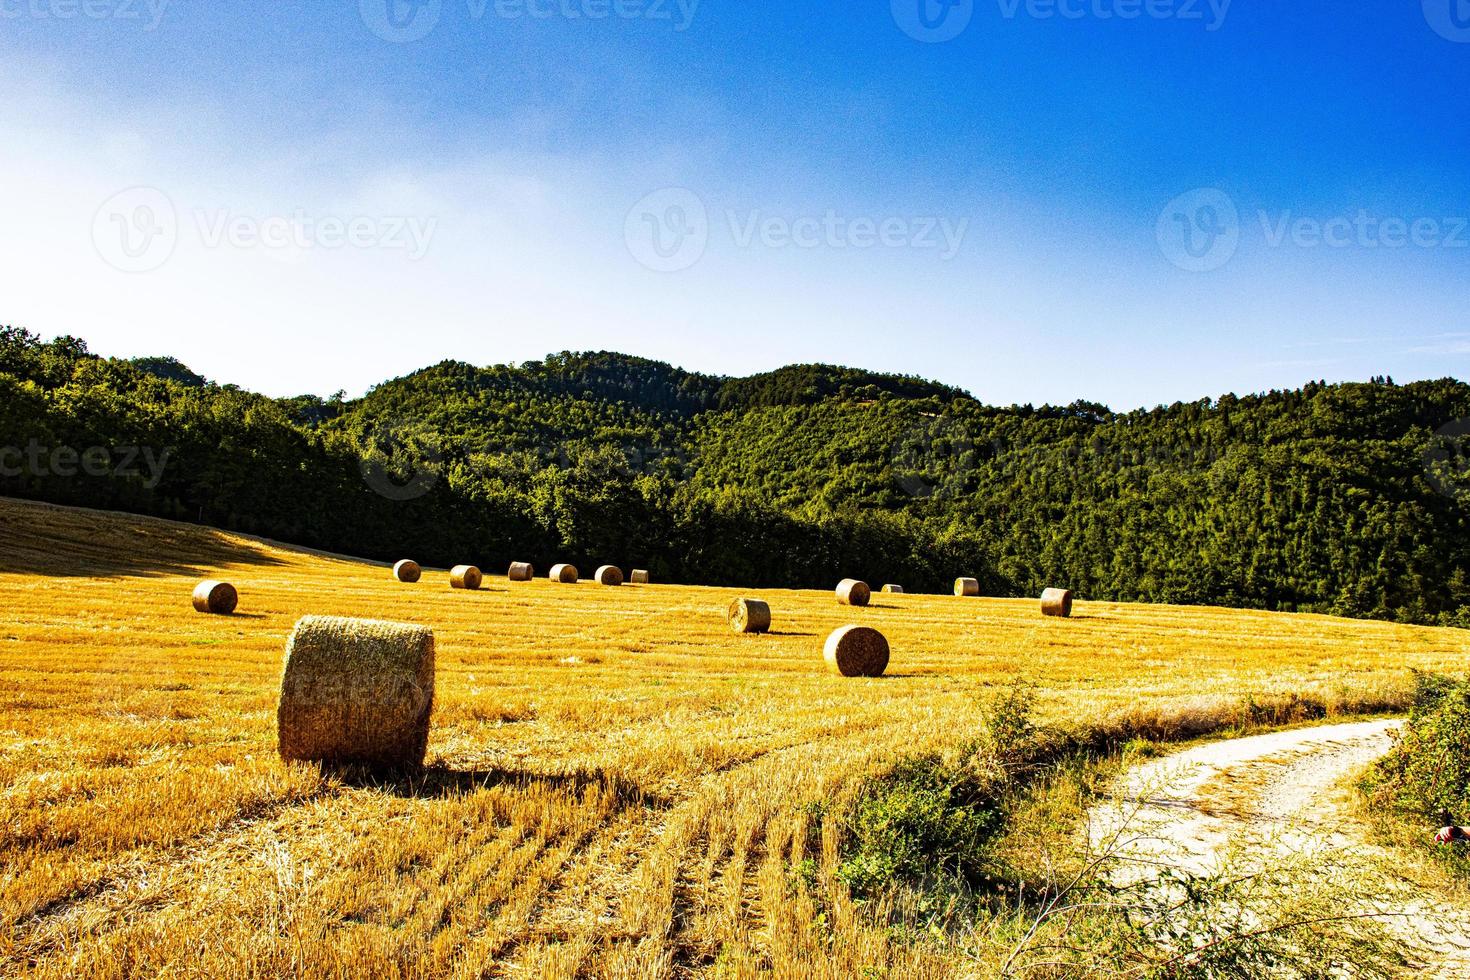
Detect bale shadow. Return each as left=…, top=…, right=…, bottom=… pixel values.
left=768, top=631, right=817, bottom=637
left=329, top=762, right=667, bottom=810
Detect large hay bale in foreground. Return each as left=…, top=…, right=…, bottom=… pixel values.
left=836, top=579, right=871, bottom=607
left=1041, top=588, right=1074, bottom=618
left=550, top=563, right=579, bottom=584
left=630, top=569, right=650, bottom=585
left=192, top=580, right=238, bottom=616
left=596, top=566, right=624, bottom=587
left=450, top=565, right=483, bottom=591
left=954, top=577, right=981, bottom=597
left=882, top=584, right=904, bottom=594
left=393, top=560, right=422, bottom=584
left=507, top=562, right=534, bottom=583
left=729, top=598, right=772, bottom=634
left=824, top=625, right=889, bottom=678
left=278, top=616, right=435, bottom=771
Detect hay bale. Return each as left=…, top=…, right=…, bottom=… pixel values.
left=277, top=616, right=435, bottom=771
left=954, top=577, right=981, bottom=597
left=836, top=579, right=871, bottom=607
left=630, top=569, right=650, bottom=585
left=192, top=580, right=237, bottom=615
left=596, top=566, right=624, bottom=587
left=728, top=598, right=772, bottom=634
left=882, top=585, right=904, bottom=594
left=550, top=563, right=579, bottom=584
left=450, top=565, right=483, bottom=591
left=824, top=625, right=889, bottom=678
left=507, top=562, right=534, bottom=583
left=1041, top=588, right=1074, bottom=618
left=392, top=560, right=422, bottom=584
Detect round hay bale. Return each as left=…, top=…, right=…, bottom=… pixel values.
left=550, top=563, right=579, bottom=584
left=836, top=579, right=871, bottom=607
left=728, top=598, right=772, bottom=634
left=277, top=616, right=435, bottom=772
left=450, top=565, right=483, bottom=591
left=507, top=562, right=535, bottom=583
left=954, top=577, right=981, bottom=597
left=596, top=566, right=624, bottom=587
left=192, top=580, right=238, bottom=616
left=881, top=584, right=904, bottom=594
left=823, top=625, right=889, bottom=678
left=1041, top=588, right=1074, bottom=618
left=392, top=560, right=422, bottom=584
left=630, top=569, right=650, bottom=585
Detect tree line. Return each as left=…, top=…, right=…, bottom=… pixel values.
left=1, top=327, right=1466, bottom=626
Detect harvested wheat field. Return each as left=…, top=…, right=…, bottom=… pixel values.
left=2, top=496, right=1468, bottom=978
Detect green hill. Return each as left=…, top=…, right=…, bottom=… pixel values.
left=2, top=325, right=1466, bottom=625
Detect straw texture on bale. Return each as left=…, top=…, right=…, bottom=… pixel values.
left=191, top=580, right=238, bottom=616
left=728, top=598, right=772, bottom=635
left=450, top=565, right=483, bottom=591
left=823, top=625, right=890, bottom=678
left=630, top=569, right=650, bottom=585
left=955, top=578, right=981, bottom=597
left=507, top=562, right=534, bottom=583
left=836, top=579, right=871, bottom=607
left=881, top=585, right=904, bottom=594
left=392, top=560, right=422, bottom=584
left=278, top=616, right=435, bottom=771
left=596, top=566, right=624, bottom=587
left=1041, top=588, right=1074, bottom=618
left=550, top=563, right=579, bottom=584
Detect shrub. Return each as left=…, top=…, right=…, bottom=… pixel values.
left=1362, top=672, right=1470, bottom=820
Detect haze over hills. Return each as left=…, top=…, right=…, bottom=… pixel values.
left=2, top=326, right=1467, bottom=627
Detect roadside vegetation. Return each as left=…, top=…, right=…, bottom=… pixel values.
left=1362, top=673, right=1470, bottom=884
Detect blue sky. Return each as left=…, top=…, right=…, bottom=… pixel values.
left=0, top=0, right=1465, bottom=408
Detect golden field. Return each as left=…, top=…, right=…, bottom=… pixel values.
left=2, top=496, right=1467, bottom=978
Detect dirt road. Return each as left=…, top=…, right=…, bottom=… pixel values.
left=1091, top=720, right=1470, bottom=976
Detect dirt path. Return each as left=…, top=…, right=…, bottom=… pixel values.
left=1091, top=720, right=1470, bottom=976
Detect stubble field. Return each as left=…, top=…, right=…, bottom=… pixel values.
left=2, top=496, right=1466, bottom=978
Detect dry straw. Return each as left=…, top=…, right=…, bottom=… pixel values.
left=728, top=598, right=772, bottom=634
left=392, top=560, right=422, bottom=584
left=507, top=562, right=535, bottom=582
left=882, top=584, right=904, bottom=594
left=277, top=615, right=435, bottom=771
left=630, top=569, right=650, bottom=585
left=1041, top=588, right=1074, bottom=618
left=836, top=579, right=871, bottom=607
left=955, top=577, right=981, bottom=597
left=824, top=625, right=890, bottom=677
left=550, top=563, right=579, bottom=584
left=596, top=566, right=624, bottom=587
left=192, top=580, right=238, bottom=616
left=450, top=565, right=483, bottom=591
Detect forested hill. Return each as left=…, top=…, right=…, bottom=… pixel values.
left=3, top=325, right=1468, bottom=627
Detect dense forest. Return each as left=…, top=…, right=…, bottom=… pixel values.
left=2, top=325, right=1467, bottom=627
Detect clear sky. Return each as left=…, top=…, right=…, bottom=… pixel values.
left=0, top=1, right=1465, bottom=409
